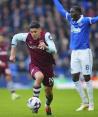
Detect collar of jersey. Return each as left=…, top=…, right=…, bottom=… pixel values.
left=77, top=15, right=84, bottom=23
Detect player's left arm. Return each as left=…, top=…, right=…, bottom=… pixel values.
left=45, top=32, right=57, bottom=54
left=86, top=16, right=98, bottom=24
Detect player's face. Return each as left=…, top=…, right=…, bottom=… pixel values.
left=30, top=28, right=41, bottom=40
left=70, top=8, right=80, bottom=21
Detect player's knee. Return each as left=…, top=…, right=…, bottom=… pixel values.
left=34, top=72, right=44, bottom=86
left=72, top=73, right=80, bottom=82
left=72, top=77, right=79, bottom=82
left=5, top=69, right=11, bottom=75
left=35, top=71, right=44, bottom=80
left=5, top=74, right=12, bottom=81
left=84, top=75, right=91, bottom=82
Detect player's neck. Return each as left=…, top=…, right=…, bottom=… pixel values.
left=73, top=15, right=81, bottom=21
left=33, top=37, right=38, bottom=40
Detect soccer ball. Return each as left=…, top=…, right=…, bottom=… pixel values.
left=27, top=97, right=41, bottom=110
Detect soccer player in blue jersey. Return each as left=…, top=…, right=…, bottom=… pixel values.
left=53, top=0, right=98, bottom=111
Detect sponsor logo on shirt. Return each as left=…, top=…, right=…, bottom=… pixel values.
left=71, top=25, right=81, bottom=33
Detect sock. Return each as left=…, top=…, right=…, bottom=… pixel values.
left=46, top=94, right=53, bottom=106
left=86, top=80, right=94, bottom=106
left=7, top=81, right=15, bottom=93
left=74, top=81, right=88, bottom=104
left=33, top=86, right=41, bottom=98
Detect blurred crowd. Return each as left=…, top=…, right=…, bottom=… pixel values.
left=0, top=0, right=98, bottom=79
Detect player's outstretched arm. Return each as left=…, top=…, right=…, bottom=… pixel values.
left=89, top=16, right=98, bottom=24
left=53, top=0, right=69, bottom=19
left=9, top=33, right=28, bottom=62
left=84, top=16, right=98, bottom=25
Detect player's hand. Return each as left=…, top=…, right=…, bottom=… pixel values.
left=0, top=61, right=6, bottom=67
left=38, top=42, right=47, bottom=50
left=9, top=55, right=16, bottom=62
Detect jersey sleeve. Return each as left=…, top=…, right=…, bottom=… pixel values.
left=53, top=0, right=71, bottom=21
left=84, top=16, right=98, bottom=24
left=89, top=16, right=98, bottom=24
left=45, top=32, right=57, bottom=54
left=11, top=33, right=28, bottom=47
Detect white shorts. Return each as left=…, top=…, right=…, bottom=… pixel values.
left=71, top=48, right=93, bottom=75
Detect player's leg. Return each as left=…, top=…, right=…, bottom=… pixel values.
left=5, top=68, right=20, bottom=100
left=42, top=65, right=54, bottom=115
left=72, top=73, right=89, bottom=111
left=83, top=75, right=94, bottom=111
left=44, top=86, right=53, bottom=115
left=30, top=64, right=44, bottom=113
left=33, top=71, right=44, bottom=98
left=32, top=71, right=44, bottom=113
left=29, top=64, right=44, bottom=97
left=30, top=64, right=44, bottom=98
left=71, top=51, right=88, bottom=111
left=81, top=49, right=94, bottom=111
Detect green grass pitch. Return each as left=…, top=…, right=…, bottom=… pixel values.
left=0, top=88, right=98, bottom=117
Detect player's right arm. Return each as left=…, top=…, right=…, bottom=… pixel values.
left=53, top=0, right=71, bottom=20
left=10, top=33, right=28, bottom=62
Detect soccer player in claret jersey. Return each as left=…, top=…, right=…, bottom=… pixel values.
left=0, top=35, right=20, bottom=100
left=53, top=0, right=98, bottom=111
left=10, top=21, right=57, bottom=115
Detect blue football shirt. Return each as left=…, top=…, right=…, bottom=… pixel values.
left=53, top=0, right=98, bottom=50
